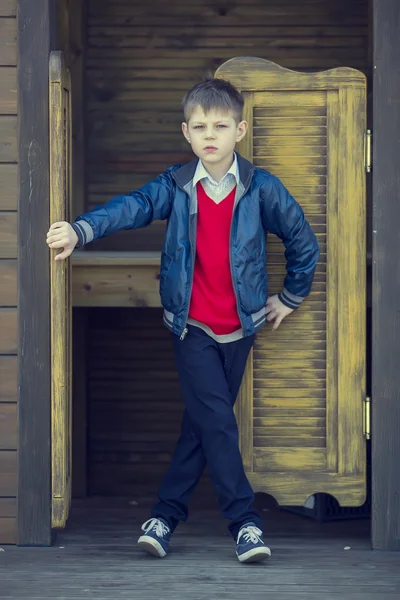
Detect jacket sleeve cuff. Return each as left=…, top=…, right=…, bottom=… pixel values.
left=71, top=220, right=94, bottom=249
left=278, top=287, right=304, bottom=310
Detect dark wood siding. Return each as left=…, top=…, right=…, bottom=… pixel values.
left=0, top=0, right=17, bottom=543
left=85, top=0, right=370, bottom=253
left=85, top=0, right=370, bottom=496
left=372, top=0, right=400, bottom=551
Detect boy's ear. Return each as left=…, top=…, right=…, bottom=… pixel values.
left=182, top=122, right=191, bottom=144
left=236, top=120, right=248, bottom=143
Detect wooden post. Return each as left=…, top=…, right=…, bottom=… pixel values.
left=372, top=0, right=400, bottom=551
left=17, top=0, right=56, bottom=545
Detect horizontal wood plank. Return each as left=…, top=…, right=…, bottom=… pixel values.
left=0, top=0, right=16, bottom=17
left=0, top=67, right=17, bottom=113
left=254, top=447, right=327, bottom=471
left=0, top=497, right=16, bottom=517
left=0, top=212, right=17, bottom=258
left=0, top=259, right=17, bottom=305
left=0, top=164, right=17, bottom=210
left=0, top=17, right=16, bottom=65
left=0, top=402, right=17, bottom=449
left=0, top=308, right=17, bottom=353
left=73, top=264, right=161, bottom=307
left=0, top=517, right=16, bottom=544
left=0, top=355, right=17, bottom=402
left=248, top=471, right=366, bottom=505
left=0, top=116, right=17, bottom=161
left=0, top=450, right=17, bottom=495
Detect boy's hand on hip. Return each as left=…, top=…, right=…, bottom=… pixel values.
left=266, top=294, right=294, bottom=331
left=46, top=221, right=78, bottom=261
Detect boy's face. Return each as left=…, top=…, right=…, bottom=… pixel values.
left=182, top=106, right=248, bottom=167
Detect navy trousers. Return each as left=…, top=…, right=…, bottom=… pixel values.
left=151, top=324, right=262, bottom=539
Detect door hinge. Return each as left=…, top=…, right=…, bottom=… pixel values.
left=364, top=130, right=372, bottom=172
left=363, top=396, right=371, bottom=439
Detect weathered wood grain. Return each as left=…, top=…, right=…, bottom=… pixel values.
left=0, top=165, right=17, bottom=210
left=0, top=259, right=17, bottom=306
left=0, top=355, right=17, bottom=402
left=0, top=117, right=17, bottom=161
left=0, top=17, right=16, bottom=65
left=0, top=0, right=16, bottom=17
left=0, top=450, right=16, bottom=495
left=49, top=51, right=73, bottom=530
left=0, top=308, right=17, bottom=352
left=0, top=212, right=17, bottom=258
left=371, top=0, right=400, bottom=552
left=17, top=0, right=53, bottom=546
left=0, top=403, right=17, bottom=448
left=0, top=67, right=17, bottom=113
left=3, top=499, right=399, bottom=598
left=215, top=57, right=366, bottom=507
left=85, top=0, right=369, bottom=253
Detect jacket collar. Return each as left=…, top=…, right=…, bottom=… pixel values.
left=172, top=152, right=255, bottom=192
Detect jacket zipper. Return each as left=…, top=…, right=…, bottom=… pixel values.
left=180, top=212, right=197, bottom=341
left=176, top=168, right=254, bottom=341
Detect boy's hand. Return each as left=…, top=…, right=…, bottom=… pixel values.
left=46, top=221, right=78, bottom=261
left=266, top=294, right=294, bottom=331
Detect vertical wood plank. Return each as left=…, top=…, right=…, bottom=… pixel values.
left=337, top=86, right=366, bottom=476
left=325, top=90, right=339, bottom=473
left=17, top=0, right=55, bottom=546
left=372, top=0, right=400, bottom=551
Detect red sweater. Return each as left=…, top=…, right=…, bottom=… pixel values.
left=188, top=182, right=241, bottom=335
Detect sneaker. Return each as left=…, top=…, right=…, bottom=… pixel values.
left=138, top=518, right=171, bottom=558
left=236, top=522, right=271, bottom=563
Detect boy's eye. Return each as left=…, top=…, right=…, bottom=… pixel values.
left=193, top=125, right=227, bottom=130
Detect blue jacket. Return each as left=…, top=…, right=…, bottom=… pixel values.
left=72, top=154, right=320, bottom=339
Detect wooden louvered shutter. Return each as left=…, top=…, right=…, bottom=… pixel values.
left=215, top=58, right=367, bottom=506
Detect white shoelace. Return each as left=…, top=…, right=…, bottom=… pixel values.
left=237, top=525, right=263, bottom=544
left=141, top=518, right=170, bottom=538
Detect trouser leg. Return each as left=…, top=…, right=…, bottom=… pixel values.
left=152, top=326, right=262, bottom=539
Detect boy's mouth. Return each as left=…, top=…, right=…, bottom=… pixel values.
left=204, top=146, right=218, bottom=152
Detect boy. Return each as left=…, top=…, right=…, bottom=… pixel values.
left=46, top=78, right=319, bottom=564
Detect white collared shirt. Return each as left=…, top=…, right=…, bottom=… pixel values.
left=192, top=152, right=239, bottom=204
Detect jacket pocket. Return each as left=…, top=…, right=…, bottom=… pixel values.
left=159, top=255, right=173, bottom=298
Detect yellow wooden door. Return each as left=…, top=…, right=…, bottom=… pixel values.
left=215, top=58, right=367, bottom=506
left=49, top=51, right=73, bottom=528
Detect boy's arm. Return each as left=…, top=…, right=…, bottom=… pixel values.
left=71, top=168, right=176, bottom=248
left=260, top=175, right=320, bottom=309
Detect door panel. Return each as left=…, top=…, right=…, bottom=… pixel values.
left=215, top=58, right=366, bottom=506
left=49, top=51, right=73, bottom=528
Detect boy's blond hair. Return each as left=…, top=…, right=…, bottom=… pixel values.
left=182, top=78, right=244, bottom=124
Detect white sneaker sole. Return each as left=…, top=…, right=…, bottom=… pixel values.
left=237, top=546, right=271, bottom=563
left=138, top=535, right=167, bottom=558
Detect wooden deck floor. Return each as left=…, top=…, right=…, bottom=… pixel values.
left=1, top=496, right=399, bottom=600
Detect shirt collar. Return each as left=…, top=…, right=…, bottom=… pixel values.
left=192, top=152, right=239, bottom=188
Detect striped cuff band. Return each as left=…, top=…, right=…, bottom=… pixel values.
left=278, top=287, right=304, bottom=310
left=71, top=219, right=94, bottom=248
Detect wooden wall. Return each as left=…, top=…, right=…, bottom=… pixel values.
left=85, top=0, right=370, bottom=496
left=86, top=0, right=370, bottom=253
left=0, top=0, right=17, bottom=543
